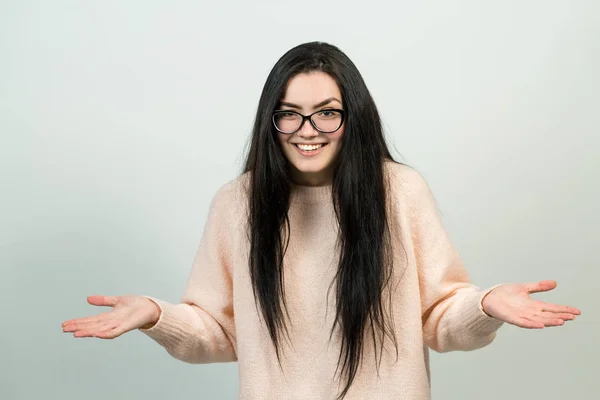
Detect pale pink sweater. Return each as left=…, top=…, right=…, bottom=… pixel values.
left=140, top=161, right=504, bottom=399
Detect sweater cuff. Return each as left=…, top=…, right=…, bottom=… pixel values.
left=478, top=284, right=504, bottom=317
left=138, top=296, right=193, bottom=347
left=463, top=287, right=505, bottom=336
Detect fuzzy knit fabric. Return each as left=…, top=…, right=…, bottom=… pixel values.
left=140, top=160, right=504, bottom=399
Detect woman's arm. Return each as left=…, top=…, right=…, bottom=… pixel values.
left=139, top=184, right=237, bottom=363
left=401, top=166, right=504, bottom=353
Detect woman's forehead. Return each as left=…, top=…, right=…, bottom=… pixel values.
left=281, top=72, right=341, bottom=108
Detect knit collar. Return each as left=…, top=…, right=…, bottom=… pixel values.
left=290, top=182, right=332, bottom=204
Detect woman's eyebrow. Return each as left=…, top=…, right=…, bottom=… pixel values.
left=279, top=97, right=342, bottom=109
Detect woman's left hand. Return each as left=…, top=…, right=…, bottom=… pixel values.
left=481, top=280, right=581, bottom=329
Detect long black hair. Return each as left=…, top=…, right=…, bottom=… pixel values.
left=242, top=41, right=400, bottom=399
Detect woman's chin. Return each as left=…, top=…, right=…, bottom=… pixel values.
left=291, top=163, right=326, bottom=175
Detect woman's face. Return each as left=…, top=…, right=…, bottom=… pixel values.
left=276, top=72, right=345, bottom=186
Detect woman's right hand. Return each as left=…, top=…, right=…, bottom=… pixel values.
left=62, top=295, right=161, bottom=339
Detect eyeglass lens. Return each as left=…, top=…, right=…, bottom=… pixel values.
left=274, top=110, right=342, bottom=133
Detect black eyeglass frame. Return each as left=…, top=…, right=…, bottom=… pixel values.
left=272, top=108, right=346, bottom=134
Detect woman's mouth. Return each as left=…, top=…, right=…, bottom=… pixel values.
left=293, top=143, right=328, bottom=156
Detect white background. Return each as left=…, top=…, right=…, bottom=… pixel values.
left=1, top=1, right=598, bottom=399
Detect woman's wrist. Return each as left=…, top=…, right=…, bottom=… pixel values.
left=140, top=298, right=162, bottom=329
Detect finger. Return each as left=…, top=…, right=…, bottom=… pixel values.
left=62, top=318, right=101, bottom=330
left=87, top=295, right=119, bottom=307
left=527, top=315, right=565, bottom=327
left=514, top=317, right=545, bottom=329
left=536, top=301, right=581, bottom=315
left=62, top=311, right=112, bottom=328
left=64, top=319, right=105, bottom=334
left=65, top=320, right=113, bottom=334
left=62, top=297, right=118, bottom=326
left=93, top=325, right=126, bottom=339
left=71, top=323, right=112, bottom=338
left=524, top=280, right=557, bottom=294
left=73, top=330, right=95, bottom=338
left=62, top=323, right=79, bottom=333
left=70, top=318, right=120, bottom=337
left=536, top=311, right=576, bottom=321
left=540, top=318, right=565, bottom=327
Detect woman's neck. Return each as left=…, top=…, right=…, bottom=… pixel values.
left=290, top=167, right=333, bottom=187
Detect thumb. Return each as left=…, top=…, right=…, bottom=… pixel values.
left=87, top=295, right=119, bottom=307
left=524, top=280, right=557, bottom=294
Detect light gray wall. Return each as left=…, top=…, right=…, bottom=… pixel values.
left=1, top=1, right=597, bottom=399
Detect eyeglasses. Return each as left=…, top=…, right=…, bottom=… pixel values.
left=272, top=109, right=345, bottom=134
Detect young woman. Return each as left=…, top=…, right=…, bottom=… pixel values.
left=62, top=42, right=580, bottom=400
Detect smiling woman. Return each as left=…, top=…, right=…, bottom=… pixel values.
left=62, top=41, right=581, bottom=400
left=275, top=72, right=346, bottom=186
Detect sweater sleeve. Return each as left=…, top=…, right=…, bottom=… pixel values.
left=138, top=184, right=237, bottom=363
left=404, top=167, right=504, bottom=353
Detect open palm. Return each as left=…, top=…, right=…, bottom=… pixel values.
left=482, top=280, right=581, bottom=329
left=62, top=295, right=160, bottom=339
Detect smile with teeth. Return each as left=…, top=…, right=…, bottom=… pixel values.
left=295, top=143, right=326, bottom=151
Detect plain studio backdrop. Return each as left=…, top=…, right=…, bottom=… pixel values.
left=1, top=1, right=598, bottom=399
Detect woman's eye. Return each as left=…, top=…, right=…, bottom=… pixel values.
left=318, top=110, right=335, bottom=117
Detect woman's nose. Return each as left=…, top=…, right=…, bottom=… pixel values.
left=296, top=119, right=319, bottom=138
